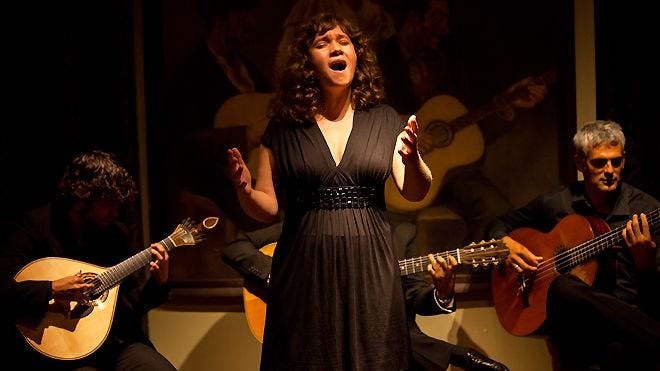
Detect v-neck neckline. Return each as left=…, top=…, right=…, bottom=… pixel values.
left=314, top=110, right=358, bottom=169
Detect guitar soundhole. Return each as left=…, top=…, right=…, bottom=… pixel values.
left=426, top=120, right=453, bottom=148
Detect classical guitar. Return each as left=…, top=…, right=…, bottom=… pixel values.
left=244, top=239, right=508, bottom=342
left=491, top=209, right=659, bottom=336
left=384, top=70, right=557, bottom=213
left=14, top=216, right=220, bottom=360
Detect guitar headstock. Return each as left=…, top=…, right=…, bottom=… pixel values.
left=458, top=239, right=508, bottom=268
left=167, top=217, right=220, bottom=248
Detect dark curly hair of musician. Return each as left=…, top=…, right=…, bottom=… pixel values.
left=269, top=12, right=386, bottom=125
left=58, top=150, right=137, bottom=204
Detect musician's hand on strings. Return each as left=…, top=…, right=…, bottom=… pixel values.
left=502, top=236, right=543, bottom=273
left=52, top=274, right=94, bottom=303
left=622, top=213, right=657, bottom=272
left=427, top=253, right=457, bottom=299
left=149, top=243, right=170, bottom=285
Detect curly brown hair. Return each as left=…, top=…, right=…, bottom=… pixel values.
left=270, top=13, right=385, bottom=125
left=58, top=150, right=137, bottom=204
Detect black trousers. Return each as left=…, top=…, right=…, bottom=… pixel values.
left=408, top=322, right=453, bottom=370
left=546, top=275, right=660, bottom=370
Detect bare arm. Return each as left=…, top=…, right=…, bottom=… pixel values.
left=391, top=115, right=432, bottom=201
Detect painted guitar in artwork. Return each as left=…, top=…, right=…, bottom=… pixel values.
left=384, top=70, right=556, bottom=213
left=14, top=217, right=219, bottom=360
left=243, top=239, right=508, bottom=342
left=491, top=209, right=659, bottom=336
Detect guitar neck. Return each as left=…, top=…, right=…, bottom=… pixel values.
left=573, top=208, right=659, bottom=265
left=398, top=240, right=507, bottom=276
left=87, top=237, right=175, bottom=297
left=85, top=217, right=215, bottom=297
left=450, top=99, right=510, bottom=131
left=399, top=251, right=458, bottom=276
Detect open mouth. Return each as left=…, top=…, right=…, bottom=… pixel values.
left=330, top=61, right=347, bottom=71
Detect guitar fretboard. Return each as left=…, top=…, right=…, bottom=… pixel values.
left=564, top=208, right=659, bottom=267
left=398, top=240, right=507, bottom=276
left=86, top=219, right=203, bottom=297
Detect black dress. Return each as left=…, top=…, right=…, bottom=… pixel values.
left=260, top=105, right=410, bottom=370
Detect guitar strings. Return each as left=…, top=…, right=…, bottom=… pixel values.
left=80, top=221, right=203, bottom=298
left=532, top=228, right=619, bottom=283
left=525, top=210, right=658, bottom=285
left=400, top=244, right=508, bottom=266
left=398, top=240, right=508, bottom=274
left=538, top=211, right=659, bottom=281
left=91, top=226, right=197, bottom=294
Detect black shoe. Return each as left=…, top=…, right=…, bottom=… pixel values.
left=451, top=350, right=509, bottom=371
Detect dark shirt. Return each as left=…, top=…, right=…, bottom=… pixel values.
left=486, top=181, right=660, bottom=318
left=0, top=202, right=171, bottom=364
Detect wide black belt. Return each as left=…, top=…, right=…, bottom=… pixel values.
left=300, top=185, right=378, bottom=210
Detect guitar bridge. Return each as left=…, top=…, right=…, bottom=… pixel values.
left=69, top=301, right=95, bottom=319
left=517, top=273, right=532, bottom=308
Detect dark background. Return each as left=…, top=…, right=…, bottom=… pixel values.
left=1, top=1, right=137, bottom=217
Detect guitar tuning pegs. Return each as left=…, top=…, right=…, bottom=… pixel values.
left=180, top=218, right=196, bottom=230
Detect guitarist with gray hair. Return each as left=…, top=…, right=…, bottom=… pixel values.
left=486, top=120, right=659, bottom=370
left=0, top=150, right=176, bottom=370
